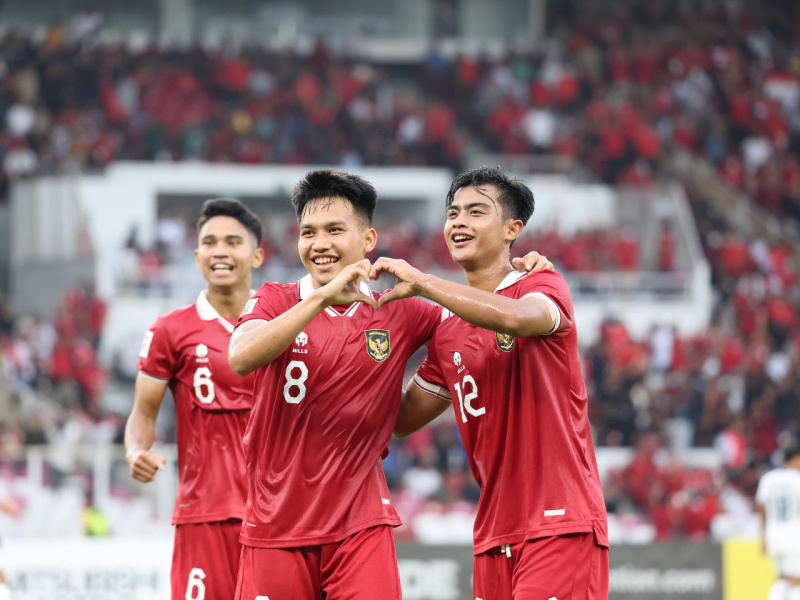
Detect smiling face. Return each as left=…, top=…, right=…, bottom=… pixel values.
left=195, top=215, right=264, bottom=290
left=298, top=197, right=377, bottom=288
left=444, top=184, right=523, bottom=270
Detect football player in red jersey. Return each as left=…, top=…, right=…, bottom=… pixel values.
left=373, top=166, right=610, bottom=600
left=228, top=169, right=553, bottom=600
left=124, top=199, right=264, bottom=600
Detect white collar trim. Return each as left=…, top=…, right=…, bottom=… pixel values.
left=298, top=274, right=372, bottom=317
left=494, top=270, right=528, bottom=292
left=195, top=290, right=255, bottom=333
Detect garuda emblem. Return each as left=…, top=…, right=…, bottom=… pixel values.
left=496, top=332, right=515, bottom=352
left=365, top=329, right=391, bottom=362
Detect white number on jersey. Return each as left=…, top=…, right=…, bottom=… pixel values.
left=185, top=567, right=206, bottom=600
left=193, top=367, right=215, bottom=404
left=283, top=360, right=308, bottom=404
left=454, top=374, right=484, bottom=423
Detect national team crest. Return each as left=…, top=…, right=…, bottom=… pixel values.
left=496, top=332, right=515, bottom=352
left=365, top=329, right=391, bottom=362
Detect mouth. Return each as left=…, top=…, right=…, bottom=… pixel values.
left=450, top=233, right=474, bottom=248
left=311, top=256, right=339, bottom=269
left=211, top=263, right=234, bottom=273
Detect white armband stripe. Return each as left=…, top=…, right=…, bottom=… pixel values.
left=524, top=292, right=560, bottom=335
left=412, top=373, right=452, bottom=400
left=138, top=370, right=170, bottom=383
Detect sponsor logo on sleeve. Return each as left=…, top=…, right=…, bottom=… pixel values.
left=365, top=329, right=391, bottom=362
left=139, top=330, right=154, bottom=359
left=495, top=332, right=515, bottom=352
left=241, top=298, right=257, bottom=316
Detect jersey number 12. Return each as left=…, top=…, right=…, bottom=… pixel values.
left=455, top=375, right=485, bottom=422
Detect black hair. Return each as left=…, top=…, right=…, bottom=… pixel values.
left=446, top=166, right=535, bottom=226
left=291, top=169, right=377, bottom=226
left=785, top=439, right=800, bottom=463
left=197, top=198, right=263, bottom=245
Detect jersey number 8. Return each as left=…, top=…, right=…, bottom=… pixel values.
left=283, top=360, right=308, bottom=403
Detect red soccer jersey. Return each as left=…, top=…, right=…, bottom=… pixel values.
left=237, top=275, right=441, bottom=548
left=137, top=291, right=254, bottom=525
left=415, top=270, right=608, bottom=555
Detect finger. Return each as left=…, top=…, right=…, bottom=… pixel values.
left=377, top=290, right=399, bottom=308
left=546, top=261, right=554, bottom=270
left=511, top=257, right=524, bottom=271
left=355, top=292, right=379, bottom=309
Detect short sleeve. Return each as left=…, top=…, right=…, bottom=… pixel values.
left=236, top=282, right=289, bottom=328
left=517, top=270, right=574, bottom=335
left=402, top=296, right=442, bottom=349
left=412, top=340, right=451, bottom=400
left=136, top=316, right=174, bottom=380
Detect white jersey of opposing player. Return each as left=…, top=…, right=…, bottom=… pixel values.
left=757, top=467, right=800, bottom=556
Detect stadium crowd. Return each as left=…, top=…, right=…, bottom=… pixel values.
left=0, top=0, right=799, bottom=541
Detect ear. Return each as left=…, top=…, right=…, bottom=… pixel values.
left=194, top=247, right=201, bottom=269
left=364, top=227, right=378, bottom=254
left=251, top=246, right=265, bottom=269
left=504, top=219, right=524, bottom=245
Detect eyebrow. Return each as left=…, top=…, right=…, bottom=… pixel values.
left=447, top=202, right=493, bottom=211
left=299, top=220, right=349, bottom=230
left=200, top=234, right=245, bottom=241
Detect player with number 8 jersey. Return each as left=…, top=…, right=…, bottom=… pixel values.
left=236, top=274, right=439, bottom=547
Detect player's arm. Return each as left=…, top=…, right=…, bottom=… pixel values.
left=229, top=260, right=378, bottom=375
left=124, top=373, right=168, bottom=483
left=394, top=377, right=452, bottom=438
left=371, top=258, right=557, bottom=338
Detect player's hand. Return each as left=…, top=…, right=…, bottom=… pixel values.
left=318, top=259, right=378, bottom=309
left=0, top=498, right=20, bottom=516
left=126, top=449, right=166, bottom=483
left=369, top=257, right=425, bottom=308
left=512, top=251, right=554, bottom=273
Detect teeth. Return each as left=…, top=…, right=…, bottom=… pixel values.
left=453, top=235, right=472, bottom=242
left=314, top=257, right=338, bottom=264
left=212, top=264, right=233, bottom=271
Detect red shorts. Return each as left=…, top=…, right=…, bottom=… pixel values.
left=473, top=533, right=609, bottom=600
left=234, top=525, right=401, bottom=600
left=172, top=519, right=242, bottom=600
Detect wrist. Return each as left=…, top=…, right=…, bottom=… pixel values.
left=307, top=287, right=333, bottom=310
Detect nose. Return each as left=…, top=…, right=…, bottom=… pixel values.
left=311, top=232, right=332, bottom=251
left=212, top=241, right=230, bottom=256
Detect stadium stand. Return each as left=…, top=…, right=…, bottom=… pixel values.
left=0, top=0, right=799, bottom=545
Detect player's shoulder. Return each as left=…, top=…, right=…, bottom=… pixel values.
left=254, top=280, right=297, bottom=298
left=500, top=269, right=569, bottom=296
left=151, top=302, right=198, bottom=330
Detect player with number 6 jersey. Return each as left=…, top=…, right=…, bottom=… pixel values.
left=125, top=199, right=265, bottom=600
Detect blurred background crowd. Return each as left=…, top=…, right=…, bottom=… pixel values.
left=0, top=0, right=799, bottom=543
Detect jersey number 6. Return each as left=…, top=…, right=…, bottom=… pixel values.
left=193, top=367, right=215, bottom=404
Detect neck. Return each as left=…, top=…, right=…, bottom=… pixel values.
left=206, top=282, right=253, bottom=318
left=787, top=458, right=800, bottom=470
left=461, top=255, right=515, bottom=292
